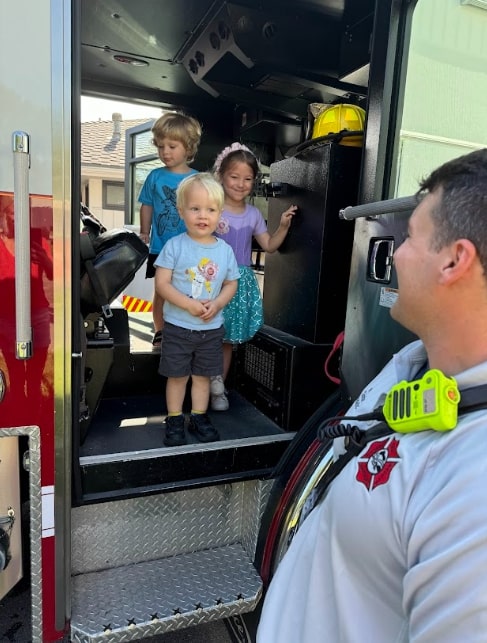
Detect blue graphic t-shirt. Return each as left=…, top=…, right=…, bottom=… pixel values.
left=138, top=167, right=197, bottom=253
left=154, top=233, right=240, bottom=330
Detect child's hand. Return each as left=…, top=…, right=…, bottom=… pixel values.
left=186, top=298, right=208, bottom=318
left=280, top=205, right=298, bottom=229
left=199, top=299, right=219, bottom=321
left=139, top=232, right=149, bottom=244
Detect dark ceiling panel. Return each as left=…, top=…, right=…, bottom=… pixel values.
left=80, top=0, right=371, bottom=115
left=81, top=0, right=216, bottom=60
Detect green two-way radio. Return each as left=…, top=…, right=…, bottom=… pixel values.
left=382, top=369, right=460, bottom=433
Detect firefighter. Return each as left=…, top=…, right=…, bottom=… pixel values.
left=258, top=148, right=487, bottom=642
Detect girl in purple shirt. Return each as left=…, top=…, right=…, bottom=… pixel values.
left=211, top=142, right=297, bottom=410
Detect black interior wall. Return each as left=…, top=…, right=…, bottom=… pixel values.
left=263, top=140, right=362, bottom=344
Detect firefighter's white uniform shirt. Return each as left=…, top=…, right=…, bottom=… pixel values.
left=257, top=340, right=487, bottom=642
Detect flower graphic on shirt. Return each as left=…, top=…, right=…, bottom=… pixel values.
left=216, top=217, right=230, bottom=235
left=186, top=257, right=219, bottom=298
left=356, top=436, right=401, bottom=491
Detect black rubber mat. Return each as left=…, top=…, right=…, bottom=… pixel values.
left=80, top=390, right=285, bottom=457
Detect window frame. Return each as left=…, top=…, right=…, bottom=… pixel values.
left=102, top=180, right=125, bottom=210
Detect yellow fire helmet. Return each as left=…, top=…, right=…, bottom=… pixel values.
left=311, top=103, right=366, bottom=146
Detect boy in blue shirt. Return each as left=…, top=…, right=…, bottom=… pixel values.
left=138, top=111, right=202, bottom=350
left=154, top=173, right=240, bottom=446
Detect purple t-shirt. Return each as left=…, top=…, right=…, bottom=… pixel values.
left=214, top=204, right=267, bottom=265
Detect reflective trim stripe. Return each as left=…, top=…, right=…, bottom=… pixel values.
left=122, top=294, right=153, bottom=312
left=41, top=485, right=54, bottom=537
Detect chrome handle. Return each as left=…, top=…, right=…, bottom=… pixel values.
left=368, top=238, right=395, bottom=283
left=12, top=131, right=32, bottom=360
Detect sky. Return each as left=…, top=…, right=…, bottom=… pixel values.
left=81, top=96, right=163, bottom=122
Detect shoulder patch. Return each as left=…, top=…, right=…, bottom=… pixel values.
left=356, top=436, right=400, bottom=491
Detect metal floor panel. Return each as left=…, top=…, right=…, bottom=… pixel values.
left=70, top=543, right=262, bottom=643
left=80, top=390, right=284, bottom=457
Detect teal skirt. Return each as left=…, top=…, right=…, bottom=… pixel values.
left=223, top=265, right=263, bottom=343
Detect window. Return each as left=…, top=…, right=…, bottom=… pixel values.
left=102, top=180, right=125, bottom=210
left=125, top=121, right=158, bottom=225
left=125, top=121, right=161, bottom=224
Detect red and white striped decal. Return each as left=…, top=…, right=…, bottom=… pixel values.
left=122, top=294, right=153, bottom=312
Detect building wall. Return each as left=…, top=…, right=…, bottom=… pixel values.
left=81, top=117, right=152, bottom=231
left=82, top=176, right=125, bottom=230
left=394, top=0, right=487, bottom=196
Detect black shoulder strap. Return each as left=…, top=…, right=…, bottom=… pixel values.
left=313, top=422, right=392, bottom=506
left=458, top=384, right=487, bottom=415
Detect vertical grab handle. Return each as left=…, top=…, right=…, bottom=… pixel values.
left=12, top=131, right=32, bottom=360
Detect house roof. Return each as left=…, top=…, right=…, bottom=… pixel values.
left=81, top=116, right=154, bottom=169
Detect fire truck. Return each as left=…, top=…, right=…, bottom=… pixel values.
left=1, top=0, right=486, bottom=641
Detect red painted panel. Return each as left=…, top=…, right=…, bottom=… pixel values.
left=0, top=193, right=55, bottom=484
left=1, top=192, right=62, bottom=640
left=42, top=536, right=67, bottom=641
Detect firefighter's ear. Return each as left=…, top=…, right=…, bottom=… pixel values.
left=439, top=238, right=477, bottom=284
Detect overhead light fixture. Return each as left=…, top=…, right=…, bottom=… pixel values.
left=113, top=54, right=149, bottom=67
left=460, top=0, right=487, bottom=9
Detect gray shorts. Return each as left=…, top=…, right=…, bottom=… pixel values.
left=159, top=322, right=225, bottom=378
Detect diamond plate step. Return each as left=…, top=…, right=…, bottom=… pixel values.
left=70, top=543, right=262, bottom=643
